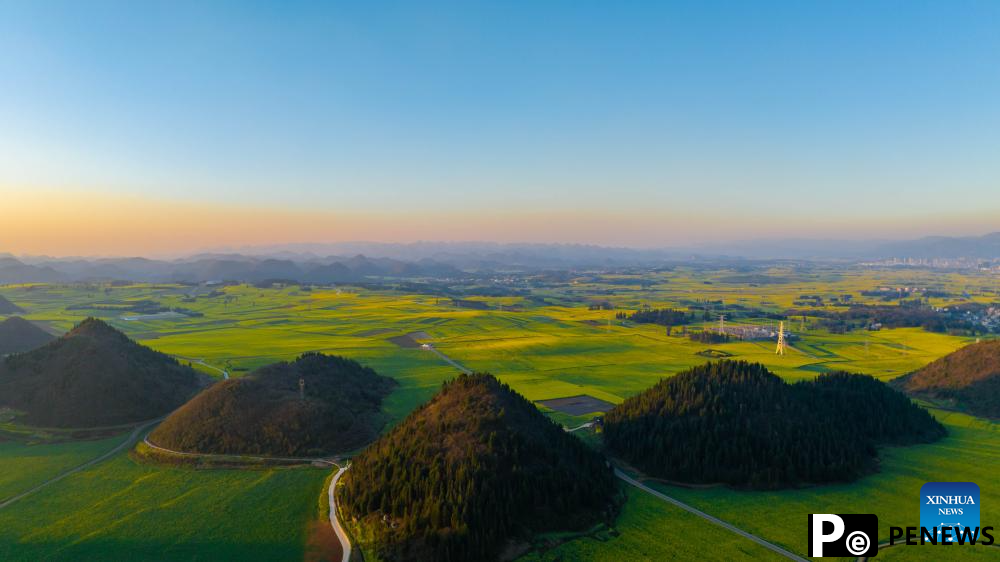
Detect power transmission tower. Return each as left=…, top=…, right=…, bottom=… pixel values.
left=776, top=321, right=786, bottom=355
left=718, top=314, right=726, bottom=335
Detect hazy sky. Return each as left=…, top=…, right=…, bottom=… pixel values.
left=2, top=1, right=999, bottom=255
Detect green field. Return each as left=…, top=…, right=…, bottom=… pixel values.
left=520, top=486, right=785, bottom=561
left=0, top=267, right=997, bottom=561
left=0, top=454, right=328, bottom=562
left=0, top=435, right=126, bottom=503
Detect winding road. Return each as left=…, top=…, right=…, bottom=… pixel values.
left=172, top=355, right=229, bottom=379
left=328, top=465, right=352, bottom=562
left=564, top=421, right=595, bottom=432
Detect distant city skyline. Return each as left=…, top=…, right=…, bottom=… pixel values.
left=2, top=1, right=999, bottom=255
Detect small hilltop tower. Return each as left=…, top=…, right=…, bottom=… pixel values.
left=775, top=321, right=786, bottom=355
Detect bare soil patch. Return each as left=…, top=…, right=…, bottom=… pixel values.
left=386, top=334, right=420, bottom=348
left=304, top=519, right=342, bottom=562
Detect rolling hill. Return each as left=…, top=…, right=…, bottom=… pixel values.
left=893, top=339, right=1000, bottom=418
left=339, top=373, right=617, bottom=562
left=0, top=318, right=206, bottom=427
left=149, top=353, right=397, bottom=457
left=0, top=316, right=55, bottom=355
left=604, top=360, right=945, bottom=489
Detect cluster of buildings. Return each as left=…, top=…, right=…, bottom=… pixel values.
left=935, top=305, right=1000, bottom=332
left=973, top=306, right=1000, bottom=331
left=860, top=257, right=1000, bottom=271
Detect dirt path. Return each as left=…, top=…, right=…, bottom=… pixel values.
left=328, top=465, right=352, bottom=562
left=0, top=418, right=162, bottom=510
left=614, top=469, right=809, bottom=562
left=172, top=355, right=229, bottom=379
left=426, top=346, right=472, bottom=374
left=564, top=422, right=595, bottom=432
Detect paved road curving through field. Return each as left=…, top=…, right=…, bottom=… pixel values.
left=0, top=418, right=162, bottom=510
left=328, top=465, right=352, bottom=562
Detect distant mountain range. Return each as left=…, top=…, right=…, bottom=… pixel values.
left=0, top=253, right=466, bottom=284
left=686, top=232, right=1000, bottom=260
left=213, top=233, right=1000, bottom=263
left=0, top=232, right=997, bottom=284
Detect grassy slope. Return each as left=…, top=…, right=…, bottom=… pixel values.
left=0, top=435, right=126, bottom=502
left=0, top=454, right=328, bottom=562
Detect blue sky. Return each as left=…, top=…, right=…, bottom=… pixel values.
left=1, top=1, right=999, bottom=251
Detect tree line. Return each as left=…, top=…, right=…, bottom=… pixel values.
left=603, top=360, right=945, bottom=489
left=616, top=307, right=692, bottom=326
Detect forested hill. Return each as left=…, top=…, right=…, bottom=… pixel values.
left=893, top=339, right=1000, bottom=418
left=339, top=373, right=617, bottom=562
left=0, top=318, right=206, bottom=427
left=604, top=360, right=945, bottom=489
left=150, top=353, right=397, bottom=456
left=0, top=316, right=55, bottom=355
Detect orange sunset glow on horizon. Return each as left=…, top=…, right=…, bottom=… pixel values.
left=1, top=188, right=996, bottom=257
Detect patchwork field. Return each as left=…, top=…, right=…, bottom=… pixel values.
left=0, top=266, right=996, bottom=561
left=0, top=454, right=328, bottom=562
